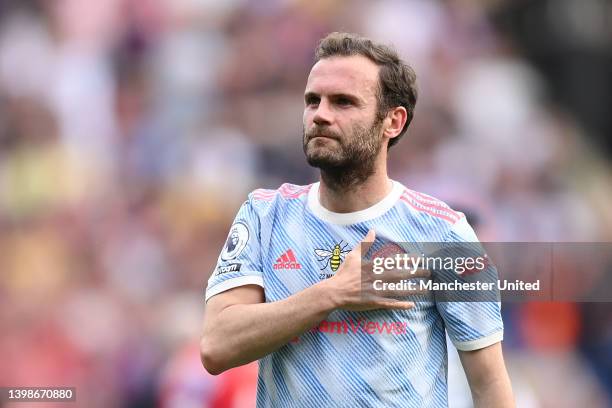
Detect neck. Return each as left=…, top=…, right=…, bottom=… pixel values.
left=318, top=165, right=392, bottom=213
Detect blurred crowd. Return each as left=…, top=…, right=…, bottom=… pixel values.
left=0, top=0, right=611, bottom=407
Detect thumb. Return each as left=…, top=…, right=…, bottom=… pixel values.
left=359, top=229, right=376, bottom=255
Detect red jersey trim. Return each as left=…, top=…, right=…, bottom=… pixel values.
left=400, top=190, right=462, bottom=224
left=252, top=184, right=312, bottom=201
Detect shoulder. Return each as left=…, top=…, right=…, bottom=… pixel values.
left=249, top=183, right=313, bottom=204
left=395, top=185, right=476, bottom=242
left=241, top=183, right=312, bottom=227
left=397, top=186, right=465, bottom=226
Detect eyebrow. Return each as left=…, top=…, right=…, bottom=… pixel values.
left=304, top=91, right=362, bottom=104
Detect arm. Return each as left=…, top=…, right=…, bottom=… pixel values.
left=200, top=230, right=414, bottom=375
left=200, top=281, right=336, bottom=375
left=458, top=342, right=515, bottom=408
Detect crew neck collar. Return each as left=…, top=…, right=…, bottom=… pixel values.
left=307, top=180, right=404, bottom=225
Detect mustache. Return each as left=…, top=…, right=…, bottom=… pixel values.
left=304, top=127, right=341, bottom=142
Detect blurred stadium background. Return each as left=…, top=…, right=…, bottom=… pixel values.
left=0, top=0, right=611, bottom=407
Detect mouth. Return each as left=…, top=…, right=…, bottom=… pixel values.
left=309, top=134, right=338, bottom=142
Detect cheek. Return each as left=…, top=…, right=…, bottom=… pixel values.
left=303, top=109, right=312, bottom=125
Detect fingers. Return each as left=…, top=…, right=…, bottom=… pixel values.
left=407, top=268, right=431, bottom=279
left=380, top=301, right=414, bottom=310
left=358, top=229, right=376, bottom=255
left=376, top=290, right=429, bottom=299
left=361, top=285, right=431, bottom=301
left=362, top=267, right=431, bottom=299
left=375, top=267, right=431, bottom=280
left=363, top=267, right=431, bottom=285
left=371, top=298, right=415, bottom=310
left=341, top=296, right=415, bottom=312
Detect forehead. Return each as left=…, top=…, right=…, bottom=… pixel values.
left=305, top=55, right=380, bottom=99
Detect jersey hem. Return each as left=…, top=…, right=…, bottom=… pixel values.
left=205, top=275, right=264, bottom=302
left=452, top=330, right=504, bottom=351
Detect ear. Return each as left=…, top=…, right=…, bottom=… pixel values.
left=382, top=106, right=408, bottom=142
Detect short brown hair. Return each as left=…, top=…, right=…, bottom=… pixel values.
left=314, top=32, right=418, bottom=148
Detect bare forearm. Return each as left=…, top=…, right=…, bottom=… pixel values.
left=459, top=343, right=515, bottom=408
left=472, top=375, right=514, bottom=408
left=201, top=280, right=335, bottom=374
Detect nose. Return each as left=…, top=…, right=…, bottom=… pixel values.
left=312, top=100, right=333, bottom=126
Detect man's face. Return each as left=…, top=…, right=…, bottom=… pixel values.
left=302, top=55, right=384, bottom=172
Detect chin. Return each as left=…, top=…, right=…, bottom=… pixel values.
left=306, top=152, right=345, bottom=169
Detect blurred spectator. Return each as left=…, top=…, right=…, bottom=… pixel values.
left=0, top=1, right=611, bottom=407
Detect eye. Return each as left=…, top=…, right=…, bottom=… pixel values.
left=335, top=97, right=353, bottom=106
left=305, top=95, right=320, bottom=106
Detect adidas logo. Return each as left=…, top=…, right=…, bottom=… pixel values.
left=274, top=249, right=302, bottom=270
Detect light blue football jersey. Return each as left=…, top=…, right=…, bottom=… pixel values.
left=206, top=180, right=503, bottom=408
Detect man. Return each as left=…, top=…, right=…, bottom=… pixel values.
left=201, top=32, right=514, bottom=407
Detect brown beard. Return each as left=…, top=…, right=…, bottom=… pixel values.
left=303, top=117, right=384, bottom=192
